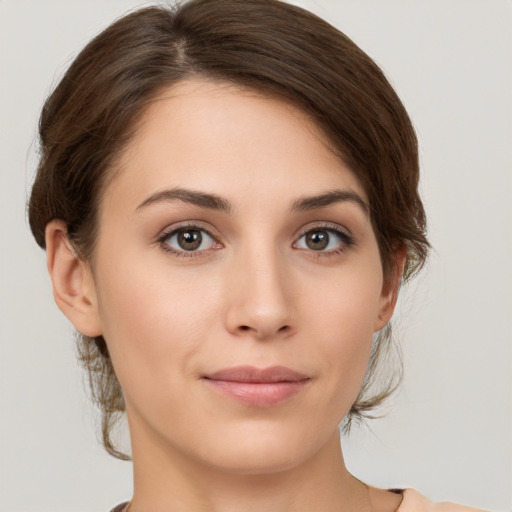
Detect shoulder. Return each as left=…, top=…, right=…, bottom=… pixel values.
left=398, top=489, right=488, bottom=512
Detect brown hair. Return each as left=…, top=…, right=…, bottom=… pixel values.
left=28, top=0, right=429, bottom=459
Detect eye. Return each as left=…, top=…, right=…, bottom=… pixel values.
left=160, top=226, right=219, bottom=255
left=294, top=227, right=353, bottom=253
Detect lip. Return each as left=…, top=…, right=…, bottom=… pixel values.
left=202, top=365, right=310, bottom=407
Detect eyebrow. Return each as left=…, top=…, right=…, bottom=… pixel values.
left=291, top=189, right=369, bottom=216
left=136, top=188, right=232, bottom=213
left=136, top=187, right=368, bottom=216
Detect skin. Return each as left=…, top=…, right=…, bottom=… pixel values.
left=46, top=79, right=404, bottom=512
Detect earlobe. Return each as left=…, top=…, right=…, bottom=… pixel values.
left=374, top=247, right=407, bottom=332
left=45, top=220, right=102, bottom=337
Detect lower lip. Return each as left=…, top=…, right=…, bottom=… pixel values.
left=203, top=379, right=309, bottom=407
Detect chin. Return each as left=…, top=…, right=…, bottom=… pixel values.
left=191, top=421, right=331, bottom=476
left=206, top=448, right=308, bottom=476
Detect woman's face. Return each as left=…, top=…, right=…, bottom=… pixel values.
left=84, top=79, right=398, bottom=474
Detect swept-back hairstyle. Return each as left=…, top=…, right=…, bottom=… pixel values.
left=28, top=0, right=429, bottom=459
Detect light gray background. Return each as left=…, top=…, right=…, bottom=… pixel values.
left=1, top=1, right=511, bottom=511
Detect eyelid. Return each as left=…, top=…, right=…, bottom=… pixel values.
left=294, top=221, right=353, bottom=239
left=293, top=222, right=355, bottom=252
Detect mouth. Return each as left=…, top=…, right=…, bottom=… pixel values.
left=202, top=365, right=310, bottom=407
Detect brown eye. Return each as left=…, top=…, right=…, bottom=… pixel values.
left=305, top=230, right=329, bottom=250
left=294, top=226, right=353, bottom=253
left=162, top=226, right=217, bottom=254
left=177, top=229, right=202, bottom=251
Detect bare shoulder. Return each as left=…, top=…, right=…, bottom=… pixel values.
left=399, top=489, right=489, bottom=512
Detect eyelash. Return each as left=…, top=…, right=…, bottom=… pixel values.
left=157, top=223, right=221, bottom=258
left=156, top=223, right=355, bottom=259
left=293, top=224, right=355, bottom=258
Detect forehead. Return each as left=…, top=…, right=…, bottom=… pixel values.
left=105, top=78, right=366, bottom=210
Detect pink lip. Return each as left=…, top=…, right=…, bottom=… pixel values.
left=202, top=366, right=310, bottom=407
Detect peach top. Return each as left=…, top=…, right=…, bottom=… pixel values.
left=397, top=489, right=488, bottom=511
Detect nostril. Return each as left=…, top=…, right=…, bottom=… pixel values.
left=235, top=324, right=291, bottom=335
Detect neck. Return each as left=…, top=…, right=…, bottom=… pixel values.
left=127, top=424, right=377, bottom=512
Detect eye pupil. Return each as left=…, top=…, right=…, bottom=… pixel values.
left=178, top=229, right=202, bottom=251
left=306, top=231, right=329, bottom=250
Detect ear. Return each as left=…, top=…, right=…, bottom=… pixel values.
left=45, top=220, right=102, bottom=337
left=374, top=246, right=407, bottom=332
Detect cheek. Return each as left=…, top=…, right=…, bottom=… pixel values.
left=93, top=255, right=222, bottom=392
left=304, top=263, right=383, bottom=408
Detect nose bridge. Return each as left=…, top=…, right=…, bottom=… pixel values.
left=225, top=236, right=293, bottom=339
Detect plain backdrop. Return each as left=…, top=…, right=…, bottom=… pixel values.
left=1, top=1, right=511, bottom=511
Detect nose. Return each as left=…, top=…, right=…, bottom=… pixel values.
left=224, top=247, right=294, bottom=340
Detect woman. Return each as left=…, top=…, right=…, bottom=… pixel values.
left=27, top=1, right=486, bottom=511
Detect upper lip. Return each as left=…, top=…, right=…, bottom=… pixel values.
left=204, top=365, right=309, bottom=383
